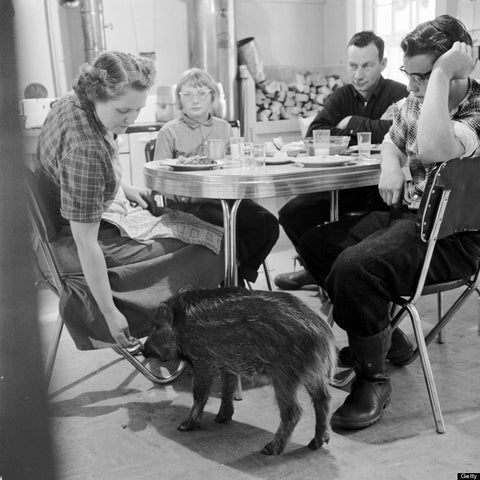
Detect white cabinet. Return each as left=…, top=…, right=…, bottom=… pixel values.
left=117, top=134, right=131, bottom=185
left=127, top=131, right=159, bottom=187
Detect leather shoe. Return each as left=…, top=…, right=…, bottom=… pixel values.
left=274, top=269, right=316, bottom=290
left=338, top=328, right=414, bottom=367
left=331, top=376, right=392, bottom=429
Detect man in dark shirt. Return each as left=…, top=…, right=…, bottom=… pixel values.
left=275, top=30, right=408, bottom=291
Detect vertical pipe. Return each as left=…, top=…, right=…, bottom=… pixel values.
left=80, top=0, right=106, bottom=64
left=187, top=0, right=237, bottom=119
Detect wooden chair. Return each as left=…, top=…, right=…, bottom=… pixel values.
left=25, top=167, right=186, bottom=388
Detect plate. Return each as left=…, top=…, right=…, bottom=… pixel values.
left=291, top=156, right=355, bottom=168
left=160, top=159, right=223, bottom=171
left=266, top=157, right=293, bottom=165
left=348, top=144, right=382, bottom=154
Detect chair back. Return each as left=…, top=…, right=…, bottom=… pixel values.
left=417, top=156, right=480, bottom=242
left=24, top=167, right=59, bottom=243
left=145, top=138, right=156, bottom=163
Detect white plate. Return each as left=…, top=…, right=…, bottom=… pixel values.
left=160, top=159, right=223, bottom=171
left=348, top=145, right=382, bottom=154
left=266, top=157, right=293, bottom=165
left=291, top=156, right=355, bottom=168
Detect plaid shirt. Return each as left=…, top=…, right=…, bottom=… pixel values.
left=37, top=92, right=119, bottom=223
left=386, top=78, right=480, bottom=209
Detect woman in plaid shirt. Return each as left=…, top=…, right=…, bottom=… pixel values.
left=298, top=15, right=480, bottom=430
left=37, top=52, right=224, bottom=350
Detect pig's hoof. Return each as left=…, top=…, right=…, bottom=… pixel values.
left=215, top=410, right=233, bottom=423
left=261, top=441, right=284, bottom=455
left=178, top=420, right=201, bottom=431
left=308, top=432, right=329, bottom=450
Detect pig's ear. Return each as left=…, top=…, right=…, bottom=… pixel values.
left=153, top=303, right=174, bottom=328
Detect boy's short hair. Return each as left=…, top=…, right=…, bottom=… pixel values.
left=175, top=68, right=219, bottom=110
left=348, top=31, right=385, bottom=61
left=401, top=15, right=472, bottom=59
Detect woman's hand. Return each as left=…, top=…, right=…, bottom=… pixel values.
left=104, top=309, right=139, bottom=348
left=433, top=41, right=477, bottom=80
left=122, top=183, right=149, bottom=209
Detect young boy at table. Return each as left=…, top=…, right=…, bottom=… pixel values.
left=298, top=15, right=480, bottom=429
left=154, top=68, right=279, bottom=284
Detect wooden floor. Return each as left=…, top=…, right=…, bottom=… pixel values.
left=40, top=201, right=480, bottom=480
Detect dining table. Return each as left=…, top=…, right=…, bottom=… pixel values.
left=144, top=156, right=381, bottom=288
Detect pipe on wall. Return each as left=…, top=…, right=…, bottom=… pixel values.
left=187, top=0, right=237, bottom=120
left=79, top=0, right=106, bottom=64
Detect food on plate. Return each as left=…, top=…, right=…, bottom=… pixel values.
left=177, top=155, right=216, bottom=165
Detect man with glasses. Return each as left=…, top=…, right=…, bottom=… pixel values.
left=275, top=31, right=408, bottom=292
left=298, top=15, right=480, bottom=430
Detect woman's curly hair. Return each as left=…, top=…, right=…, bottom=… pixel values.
left=401, top=15, right=472, bottom=60
left=73, top=51, right=156, bottom=105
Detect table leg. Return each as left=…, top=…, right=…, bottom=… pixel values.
left=329, top=190, right=339, bottom=222
left=220, top=199, right=243, bottom=401
left=220, top=199, right=241, bottom=287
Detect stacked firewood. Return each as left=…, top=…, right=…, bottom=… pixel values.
left=255, top=72, right=343, bottom=122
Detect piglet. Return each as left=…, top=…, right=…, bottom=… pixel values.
left=143, top=287, right=335, bottom=455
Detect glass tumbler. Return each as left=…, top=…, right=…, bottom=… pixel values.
left=252, top=143, right=266, bottom=169
left=230, top=136, right=245, bottom=167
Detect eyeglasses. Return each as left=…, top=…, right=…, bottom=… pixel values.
left=179, top=89, right=212, bottom=101
left=399, top=66, right=432, bottom=85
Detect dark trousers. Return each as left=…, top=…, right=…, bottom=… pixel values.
left=298, top=209, right=480, bottom=338
left=170, top=199, right=279, bottom=282
left=278, top=186, right=387, bottom=250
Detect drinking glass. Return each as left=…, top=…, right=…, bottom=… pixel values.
left=252, top=143, right=266, bottom=169
left=242, top=142, right=254, bottom=169
left=313, top=129, right=330, bottom=157
left=230, top=136, right=244, bottom=167
left=207, top=139, right=225, bottom=160
left=357, top=132, right=372, bottom=157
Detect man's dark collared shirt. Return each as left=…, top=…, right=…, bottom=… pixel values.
left=306, top=76, right=408, bottom=144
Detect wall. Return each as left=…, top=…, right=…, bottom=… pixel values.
left=235, top=0, right=348, bottom=71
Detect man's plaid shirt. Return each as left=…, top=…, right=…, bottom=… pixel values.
left=37, top=92, right=119, bottom=224
left=385, top=78, right=480, bottom=210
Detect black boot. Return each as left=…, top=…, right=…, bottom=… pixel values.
left=338, top=327, right=414, bottom=367
left=332, top=329, right=392, bottom=430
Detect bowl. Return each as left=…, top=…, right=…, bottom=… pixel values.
left=329, top=136, right=351, bottom=154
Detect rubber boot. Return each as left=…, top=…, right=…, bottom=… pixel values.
left=338, top=327, right=414, bottom=367
left=332, top=328, right=392, bottom=430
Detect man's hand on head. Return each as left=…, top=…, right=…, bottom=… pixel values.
left=433, top=41, right=477, bottom=80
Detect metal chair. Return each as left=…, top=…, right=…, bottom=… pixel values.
left=329, top=157, right=480, bottom=426
left=25, top=167, right=186, bottom=388
left=389, top=156, right=480, bottom=434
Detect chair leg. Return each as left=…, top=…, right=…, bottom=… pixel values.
left=245, top=259, right=273, bottom=291
left=476, top=286, right=480, bottom=336
left=406, top=303, right=446, bottom=434
left=263, top=259, right=273, bottom=291
left=436, top=292, right=445, bottom=344
left=45, top=313, right=64, bottom=388
left=113, top=346, right=186, bottom=385
left=234, top=374, right=243, bottom=401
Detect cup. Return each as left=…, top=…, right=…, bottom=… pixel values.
left=230, top=136, right=244, bottom=167
left=252, top=143, right=266, bottom=169
left=207, top=139, right=225, bottom=160
left=313, top=129, right=330, bottom=157
left=242, top=142, right=254, bottom=169
left=357, top=132, right=372, bottom=157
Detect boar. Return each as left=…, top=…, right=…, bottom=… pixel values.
left=143, top=287, right=335, bottom=455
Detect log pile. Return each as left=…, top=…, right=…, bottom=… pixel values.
left=255, top=72, right=343, bottom=122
